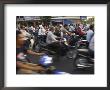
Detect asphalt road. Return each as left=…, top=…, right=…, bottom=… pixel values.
left=27, top=50, right=94, bottom=74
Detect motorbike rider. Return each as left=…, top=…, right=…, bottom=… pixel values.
left=46, top=26, right=69, bottom=56
left=16, top=30, right=46, bottom=74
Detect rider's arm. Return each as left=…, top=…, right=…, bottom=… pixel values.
left=24, top=62, right=39, bottom=67
left=27, top=50, right=44, bottom=56
left=67, top=31, right=70, bottom=35
left=50, top=33, right=58, bottom=42
left=64, top=29, right=71, bottom=35
left=16, top=61, right=45, bottom=72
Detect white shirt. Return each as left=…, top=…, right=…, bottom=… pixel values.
left=69, top=26, right=75, bottom=31
left=38, top=26, right=46, bottom=35
left=86, top=29, right=94, bottom=42
left=31, top=26, right=35, bottom=32
left=38, top=28, right=46, bottom=35
left=60, top=31, right=63, bottom=38
left=46, top=31, right=58, bottom=44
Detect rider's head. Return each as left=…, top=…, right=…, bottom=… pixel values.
left=49, top=26, right=55, bottom=33
left=89, top=24, right=94, bottom=31
left=64, top=24, right=68, bottom=30
left=16, top=30, right=28, bottom=46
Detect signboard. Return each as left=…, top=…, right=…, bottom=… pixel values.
left=51, top=19, right=63, bottom=22
left=64, top=19, right=73, bottom=24
left=80, top=16, right=87, bottom=20
left=24, top=16, right=40, bottom=20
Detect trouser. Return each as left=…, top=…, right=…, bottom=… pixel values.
left=47, top=42, right=69, bottom=56
left=86, top=42, right=89, bottom=48
left=89, top=49, right=94, bottom=58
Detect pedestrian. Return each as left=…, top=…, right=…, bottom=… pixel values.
left=86, top=24, right=94, bottom=43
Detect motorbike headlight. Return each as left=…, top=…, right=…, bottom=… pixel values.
left=43, top=57, right=52, bottom=64
left=63, top=38, right=67, bottom=42
left=39, top=55, right=53, bottom=66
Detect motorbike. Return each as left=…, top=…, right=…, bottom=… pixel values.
left=67, top=34, right=94, bottom=69
left=72, top=46, right=94, bottom=70
left=35, top=37, right=74, bottom=57
left=17, top=52, right=70, bottom=74
left=38, top=54, right=70, bottom=74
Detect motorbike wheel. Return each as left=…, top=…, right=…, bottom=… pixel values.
left=73, top=56, right=94, bottom=70
left=66, top=49, right=78, bottom=59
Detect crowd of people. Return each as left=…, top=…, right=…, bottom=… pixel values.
left=16, top=22, right=94, bottom=74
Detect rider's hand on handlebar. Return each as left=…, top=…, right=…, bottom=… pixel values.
left=37, top=53, right=45, bottom=56
left=34, top=66, right=46, bottom=72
